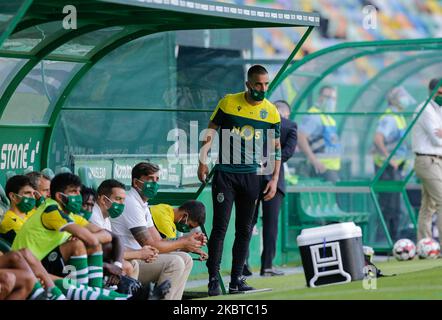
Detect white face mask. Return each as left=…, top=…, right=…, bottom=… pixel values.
left=397, top=96, right=410, bottom=109
left=390, top=105, right=400, bottom=113
left=321, top=98, right=336, bottom=113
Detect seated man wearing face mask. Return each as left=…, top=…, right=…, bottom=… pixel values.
left=373, top=87, right=414, bottom=242
left=12, top=173, right=112, bottom=289
left=26, top=171, right=51, bottom=208
left=1, top=176, right=163, bottom=300
left=0, top=175, right=37, bottom=245
left=298, top=86, right=341, bottom=183
left=150, top=200, right=208, bottom=261
left=89, top=180, right=145, bottom=282
left=110, top=162, right=207, bottom=300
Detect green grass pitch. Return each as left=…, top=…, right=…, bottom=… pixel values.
left=189, top=258, right=442, bottom=300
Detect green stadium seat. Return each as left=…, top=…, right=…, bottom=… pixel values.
left=77, top=166, right=98, bottom=190
left=23, top=167, right=33, bottom=175
left=56, top=167, right=72, bottom=174
left=291, top=179, right=370, bottom=237
left=297, top=192, right=340, bottom=225
left=5, top=171, right=16, bottom=181
left=0, top=184, right=10, bottom=212
left=41, top=168, right=55, bottom=180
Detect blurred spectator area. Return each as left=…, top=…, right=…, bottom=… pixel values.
left=217, top=0, right=442, bottom=82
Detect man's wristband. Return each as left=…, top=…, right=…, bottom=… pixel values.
left=275, top=148, right=281, bottom=161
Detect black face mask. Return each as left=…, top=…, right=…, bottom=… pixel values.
left=250, top=88, right=266, bottom=101
left=176, top=214, right=191, bottom=233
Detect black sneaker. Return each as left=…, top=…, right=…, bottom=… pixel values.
left=242, top=264, right=253, bottom=277
left=128, top=280, right=171, bottom=300
left=127, top=283, right=150, bottom=301
left=208, top=277, right=221, bottom=296
left=260, top=268, right=285, bottom=277
left=149, top=280, right=171, bottom=300
left=228, top=277, right=255, bottom=294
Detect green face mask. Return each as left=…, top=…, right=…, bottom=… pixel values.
left=137, top=180, right=160, bottom=199
left=176, top=222, right=191, bottom=233
left=15, top=194, right=36, bottom=213
left=60, top=193, right=83, bottom=214
left=79, top=209, right=92, bottom=221
left=105, top=196, right=125, bottom=219
left=435, top=95, right=442, bottom=107
left=176, top=214, right=192, bottom=233
left=250, top=88, right=266, bottom=102
left=35, top=195, right=45, bottom=208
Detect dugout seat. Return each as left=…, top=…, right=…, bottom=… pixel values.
left=293, top=179, right=369, bottom=239
left=56, top=167, right=72, bottom=174
left=41, top=168, right=55, bottom=180
left=77, top=166, right=98, bottom=190
left=5, top=171, right=16, bottom=181
left=23, top=167, right=33, bottom=175
left=0, top=184, right=9, bottom=214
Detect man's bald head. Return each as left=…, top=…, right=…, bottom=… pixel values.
left=274, top=100, right=291, bottom=119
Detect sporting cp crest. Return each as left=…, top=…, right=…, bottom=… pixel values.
left=48, top=251, right=59, bottom=262
left=260, top=109, right=268, bottom=119
left=217, top=192, right=224, bottom=203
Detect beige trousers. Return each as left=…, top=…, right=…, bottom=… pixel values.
left=414, top=155, right=442, bottom=243
left=136, top=251, right=193, bottom=300
left=129, top=259, right=139, bottom=280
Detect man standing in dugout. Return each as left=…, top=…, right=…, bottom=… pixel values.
left=198, top=65, right=282, bottom=296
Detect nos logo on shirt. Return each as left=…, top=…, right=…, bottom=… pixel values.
left=231, top=125, right=262, bottom=141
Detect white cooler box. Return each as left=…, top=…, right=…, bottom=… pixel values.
left=296, top=222, right=365, bottom=288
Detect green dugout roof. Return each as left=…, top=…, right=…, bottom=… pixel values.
left=267, top=37, right=442, bottom=184
left=0, top=0, right=319, bottom=289
left=268, top=37, right=442, bottom=249
left=0, top=0, right=318, bottom=170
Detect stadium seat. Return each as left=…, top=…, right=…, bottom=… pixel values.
left=56, top=166, right=72, bottom=174
left=23, top=167, right=33, bottom=175
left=5, top=171, right=16, bottom=181
left=292, top=179, right=369, bottom=237
left=0, top=183, right=10, bottom=213
left=41, top=167, right=55, bottom=180
left=77, top=166, right=98, bottom=190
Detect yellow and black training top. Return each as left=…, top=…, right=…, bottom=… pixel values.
left=210, top=92, right=281, bottom=173
left=12, top=199, right=89, bottom=260
left=0, top=209, right=35, bottom=245
left=150, top=204, right=176, bottom=239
